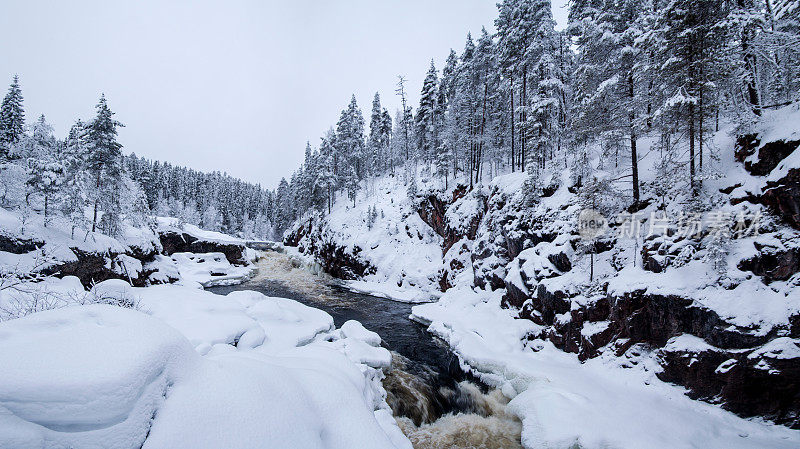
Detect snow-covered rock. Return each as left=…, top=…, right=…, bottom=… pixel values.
left=0, top=304, right=199, bottom=449
left=411, top=287, right=800, bottom=449
left=0, top=283, right=412, bottom=449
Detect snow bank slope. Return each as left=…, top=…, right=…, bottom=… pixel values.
left=0, top=304, right=199, bottom=449
left=291, top=174, right=445, bottom=302
left=411, top=287, right=800, bottom=449
left=0, top=283, right=409, bottom=449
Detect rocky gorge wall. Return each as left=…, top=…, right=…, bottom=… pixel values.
left=284, top=127, right=800, bottom=429
left=3, top=228, right=251, bottom=288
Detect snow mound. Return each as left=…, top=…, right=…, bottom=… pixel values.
left=143, top=348, right=400, bottom=449
left=170, top=252, right=255, bottom=287
left=0, top=304, right=199, bottom=449
left=341, top=319, right=382, bottom=346
left=0, top=283, right=410, bottom=449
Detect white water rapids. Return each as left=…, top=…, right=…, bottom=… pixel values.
left=223, top=252, right=523, bottom=448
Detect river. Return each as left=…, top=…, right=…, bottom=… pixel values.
left=209, top=250, right=522, bottom=449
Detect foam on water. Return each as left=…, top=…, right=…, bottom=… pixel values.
left=226, top=251, right=523, bottom=448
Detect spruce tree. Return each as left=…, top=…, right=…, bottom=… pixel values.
left=86, top=94, right=124, bottom=233
left=416, top=60, right=439, bottom=166
left=0, top=75, right=25, bottom=158
left=368, top=93, right=384, bottom=178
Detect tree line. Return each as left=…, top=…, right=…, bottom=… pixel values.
left=0, top=77, right=277, bottom=240
left=276, top=0, right=799, bottom=229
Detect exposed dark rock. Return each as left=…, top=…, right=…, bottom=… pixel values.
left=417, top=194, right=448, bottom=238
left=642, top=252, right=665, bottom=273
left=159, top=231, right=245, bottom=265
left=0, top=233, right=44, bottom=254
left=541, top=182, right=559, bottom=198
left=791, top=314, right=800, bottom=338
left=284, top=222, right=308, bottom=248
left=43, top=249, right=152, bottom=288
left=719, top=183, right=742, bottom=195
left=416, top=187, right=486, bottom=256
left=317, top=241, right=374, bottom=280
left=761, top=167, right=800, bottom=230
left=502, top=280, right=529, bottom=310
left=734, top=133, right=759, bottom=164
left=659, top=342, right=800, bottom=428
left=735, top=133, right=800, bottom=176
left=738, top=244, right=800, bottom=282
left=732, top=134, right=800, bottom=230
left=547, top=251, right=572, bottom=272
left=284, top=221, right=375, bottom=280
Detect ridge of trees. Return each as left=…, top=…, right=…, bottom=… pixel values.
left=275, top=0, right=798, bottom=232
left=0, top=81, right=276, bottom=240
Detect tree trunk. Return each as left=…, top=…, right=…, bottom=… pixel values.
left=92, top=201, right=98, bottom=233
left=689, top=102, right=696, bottom=194
left=739, top=0, right=762, bottom=115
left=477, top=83, right=488, bottom=185
left=521, top=67, right=527, bottom=172
left=510, top=71, right=515, bottom=173
left=629, top=73, right=640, bottom=207
left=92, top=172, right=101, bottom=233
left=699, top=80, right=704, bottom=174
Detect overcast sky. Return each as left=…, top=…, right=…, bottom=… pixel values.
left=1, top=0, right=569, bottom=189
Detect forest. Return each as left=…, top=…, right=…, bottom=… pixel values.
left=0, top=82, right=276, bottom=240
left=277, top=0, right=798, bottom=230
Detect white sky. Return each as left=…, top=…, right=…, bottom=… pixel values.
left=1, top=0, right=569, bottom=189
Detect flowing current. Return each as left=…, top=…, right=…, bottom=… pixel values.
left=210, top=250, right=522, bottom=449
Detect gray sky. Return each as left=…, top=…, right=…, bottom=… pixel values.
left=1, top=0, right=569, bottom=189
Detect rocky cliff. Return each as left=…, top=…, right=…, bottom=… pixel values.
left=285, top=107, right=800, bottom=427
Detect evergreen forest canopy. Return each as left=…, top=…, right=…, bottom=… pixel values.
left=0, top=0, right=797, bottom=240
left=0, top=78, right=276, bottom=240
left=275, top=0, right=799, bottom=232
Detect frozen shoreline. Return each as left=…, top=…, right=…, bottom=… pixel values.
left=410, top=286, right=800, bottom=449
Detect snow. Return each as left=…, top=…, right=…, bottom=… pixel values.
left=169, top=251, right=256, bottom=287
left=580, top=320, right=610, bottom=338
left=156, top=216, right=245, bottom=244
left=341, top=319, right=383, bottom=346
left=0, top=280, right=411, bottom=448
left=144, top=347, right=400, bottom=449
left=748, top=337, right=800, bottom=361
left=664, top=333, right=718, bottom=353
left=346, top=279, right=438, bottom=303
left=0, top=304, right=199, bottom=449
left=756, top=104, right=800, bottom=148
left=299, top=174, right=447, bottom=302
left=411, top=287, right=800, bottom=449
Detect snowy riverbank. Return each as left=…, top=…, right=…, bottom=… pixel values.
left=0, top=278, right=412, bottom=449
left=410, top=286, right=800, bottom=449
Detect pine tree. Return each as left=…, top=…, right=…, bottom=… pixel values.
left=645, top=0, right=731, bottom=194
left=416, top=60, right=439, bottom=167
left=368, top=93, right=384, bottom=178
left=86, top=94, right=124, bottom=234
left=570, top=0, right=644, bottom=206
left=27, top=158, right=64, bottom=226
left=317, top=130, right=337, bottom=213
left=0, top=75, right=25, bottom=158
left=335, top=95, right=366, bottom=188
left=274, top=177, right=291, bottom=237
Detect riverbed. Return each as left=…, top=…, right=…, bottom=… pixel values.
left=210, top=251, right=522, bottom=449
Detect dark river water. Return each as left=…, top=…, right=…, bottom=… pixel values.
left=209, top=253, right=522, bottom=448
